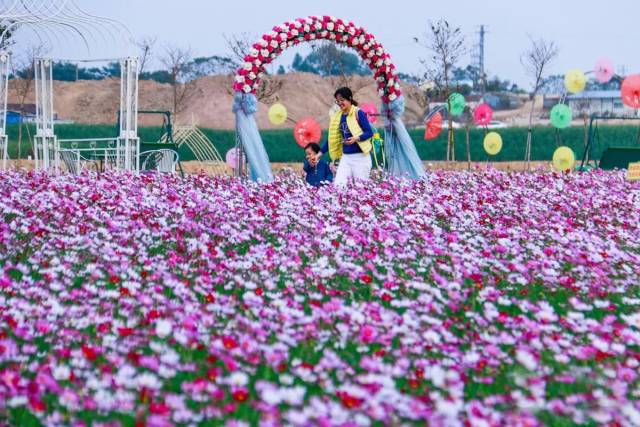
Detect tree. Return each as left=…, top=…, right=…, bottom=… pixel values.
left=521, top=37, right=558, bottom=169
left=136, top=36, right=157, bottom=75
left=415, top=20, right=466, bottom=162
left=292, top=42, right=371, bottom=94
left=187, top=55, right=237, bottom=79
left=224, top=32, right=281, bottom=103
left=0, top=23, right=15, bottom=51
left=12, top=43, right=49, bottom=162
left=277, top=65, right=286, bottom=75
left=159, top=45, right=200, bottom=116
left=292, top=43, right=370, bottom=77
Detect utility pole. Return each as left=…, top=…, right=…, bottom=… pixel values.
left=471, top=25, right=488, bottom=95
left=479, top=25, right=486, bottom=94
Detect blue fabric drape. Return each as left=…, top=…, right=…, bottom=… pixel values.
left=232, top=93, right=273, bottom=183
left=382, top=96, right=425, bottom=179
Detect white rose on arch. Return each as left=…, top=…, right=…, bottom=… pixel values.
left=250, top=49, right=259, bottom=57
left=304, top=25, right=310, bottom=32
left=243, top=84, right=252, bottom=93
left=348, top=27, right=356, bottom=36
left=389, top=93, right=398, bottom=101
left=253, top=59, right=261, bottom=67
left=376, top=59, right=383, bottom=67
left=235, top=75, right=245, bottom=83
left=387, top=79, right=395, bottom=87
left=338, top=25, right=345, bottom=32
left=258, top=72, right=265, bottom=79
left=248, top=72, right=256, bottom=80
left=327, top=22, right=335, bottom=31
left=261, top=49, right=269, bottom=57
left=378, top=89, right=385, bottom=96
left=364, top=59, right=371, bottom=65
left=315, top=22, right=322, bottom=30
left=270, top=40, right=279, bottom=49
left=259, top=40, right=268, bottom=48
left=310, top=34, right=317, bottom=40
left=292, top=29, right=299, bottom=37
left=243, top=62, right=252, bottom=71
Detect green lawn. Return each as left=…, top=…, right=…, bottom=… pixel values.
left=6, top=123, right=640, bottom=162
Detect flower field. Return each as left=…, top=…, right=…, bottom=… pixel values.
left=1, top=169, right=640, bottom=426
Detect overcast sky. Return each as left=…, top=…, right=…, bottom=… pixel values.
left=12, top=0, right=640, bottom=86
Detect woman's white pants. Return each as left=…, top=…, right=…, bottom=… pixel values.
left=334, top=153, right=372, bottom=187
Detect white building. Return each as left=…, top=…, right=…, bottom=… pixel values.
left=565, top=91, right=637, bottom=117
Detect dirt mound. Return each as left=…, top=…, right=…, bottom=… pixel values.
left=7, top=73, right=426, bottom=129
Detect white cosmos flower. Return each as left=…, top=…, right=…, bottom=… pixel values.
left=155, top=319, right=172, bottom=338
left=230, top=371, right=248, bottom=387
left=516, top=349, right=538, bottom=371
left=53, top=365, right=70, bottom=380
left=137, top=373, right=161, bottom=389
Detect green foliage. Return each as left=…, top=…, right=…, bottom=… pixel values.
left=6, top=123, right=640, bottom=163
left=291, top=44, right=371, bottom=77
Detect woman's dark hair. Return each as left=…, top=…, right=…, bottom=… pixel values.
left=334, top=87, right=358, bottom=106
left=304, top=142, right=321, bottom=154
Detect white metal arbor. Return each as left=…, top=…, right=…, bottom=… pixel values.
left=32, top=56, right=140, bottom=173
left=33, top=58, right=56, bottom=170
left=0, top=51, right=9, bottom=169
left=1, top=0, right=139, bottom=172
left=118, top=57, right=139, bottom=172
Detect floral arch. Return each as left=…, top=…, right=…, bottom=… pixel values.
left=231, top=15, right=424, bottom=183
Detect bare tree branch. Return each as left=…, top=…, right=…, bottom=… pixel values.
left=159, top=44, right=200, bottom=117
left=12, top=43, right=49, bottom=161
left=136, top=36, right=157, bottom=75
left=223, top=32, right=282, bottom=103
left=415, top=20, right=466, bottom=161
left=521, top=36, right=558, bottom=169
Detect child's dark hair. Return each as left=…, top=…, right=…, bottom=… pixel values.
left=334, top=87, right=358, bottom=106
left=304, top=143, right=321, bottom=154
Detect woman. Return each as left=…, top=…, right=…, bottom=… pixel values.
left=317, top=87, right=373, bottom=187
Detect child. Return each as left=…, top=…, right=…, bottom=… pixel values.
left=303, top=143, right=333, bottom=187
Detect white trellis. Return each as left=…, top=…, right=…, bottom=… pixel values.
left=34, top=58, right=57, bottom=170
left=0, top=51, right=9, bottom=169
left=118, top=57, right=139, bottom=171
left=2, top=0, right=139, bottom=174
left=32, top=56, right=140, bottom=173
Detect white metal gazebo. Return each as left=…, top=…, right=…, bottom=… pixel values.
left=0, top=0, right=140, bottom=173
